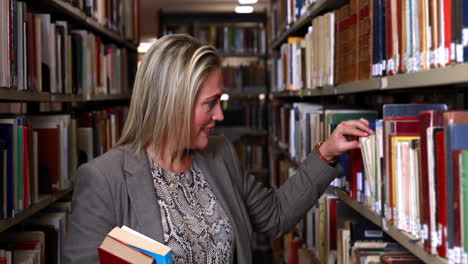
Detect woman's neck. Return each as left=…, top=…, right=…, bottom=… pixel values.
left=146, top=143, right=192, bottom=173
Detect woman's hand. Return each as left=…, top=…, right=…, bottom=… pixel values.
left=319, top=118, right=374, bottom=161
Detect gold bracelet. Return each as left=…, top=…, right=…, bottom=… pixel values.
left=314, top=141, right=337, bottom=165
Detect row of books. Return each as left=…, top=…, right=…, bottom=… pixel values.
left=273, top=169, right=425, bottom=264
left=0, top=106, right=128, bottom=220
left=0, top=200, right=71, bottom=264
left=273, top=12, right=335, bottom=91
left=270, top=0, right=318, bottom=41
left=271, top=0, right=468, bottom=92
left=222, top=62, right=266, bottom=93
left=196, top=25, right=266, bottom=56
left=270, top=102, right=377, bottom=163
left=233, top=136, right=268, bottom=171
left=272, top=102, right=468, bottom=262
left=357, top=105, right=468, bottom=264
left=222, top=99, right=267, bottom=132
left=62, top=0, right=140, bottom=42
left=0, top=1, right=136, bottom=98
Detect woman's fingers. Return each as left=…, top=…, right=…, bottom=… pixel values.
left=340, top=119, right=373, bottom=135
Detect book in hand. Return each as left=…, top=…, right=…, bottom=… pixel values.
left=99, top=226, right=173, bottom=264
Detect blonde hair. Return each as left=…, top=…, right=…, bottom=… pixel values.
left=117, top=34, right=221, bottom=159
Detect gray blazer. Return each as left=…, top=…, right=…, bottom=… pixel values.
left=64, top=136, right=340, bottom=264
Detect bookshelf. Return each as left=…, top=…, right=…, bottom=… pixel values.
left=271, top=0, right=331, bottom=49
left=330, top=187, right=448, bottom=264
left=0, top=188, right=73, bottom=232
left=267, top=0, right=468, bottom=262
left=0, top=4, right=137, bottom=259
left=32, top=0, right=138, bottom=49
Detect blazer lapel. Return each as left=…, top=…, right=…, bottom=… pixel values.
left=123, top=147, right=164, bottom=243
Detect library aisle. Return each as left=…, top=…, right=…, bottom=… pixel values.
left=2, top=0, right=468, bottom=264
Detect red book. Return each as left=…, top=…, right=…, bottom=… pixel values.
left=418, top=110, right=444, bottom=253
left=287, top=239, right=302, bottom=264
left=435, top=130, right=447, bottom=257
left=444, top=0, right=452, bottom=65
left=35, top=128, right=60, bottom=194
left=386, top=0, right=395, bottom=75
left=98, top=235, right=155, bottom=264
left=396, top=0, right=404, bottom=73
left=348, top=148, right=363, bottom=200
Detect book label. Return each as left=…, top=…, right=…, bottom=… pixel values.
left=457, top=44, right=463, bottom=63
left=430, top=51, right=436, bottom=65
left=421, top=224, right=428, bottom=240
left=431, top=231, right=439, bottom=249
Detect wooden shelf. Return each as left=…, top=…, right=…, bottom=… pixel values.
left=272, top=0, right=329, bottom=49
left=0, top=90, right=130, bottom=103
left=0, top=88, right=50, bottom=102
left=0, top=188, right=73, bottom=232
left=43, top=0, right=137, bottom=50
left=330, top=187, right=448, bottom=264
left=50, top=93, right=131, bottom=102
left=271, top=63, right=468, bottom=98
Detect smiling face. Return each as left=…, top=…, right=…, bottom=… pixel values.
left=189, top=68, right=224, bottom=150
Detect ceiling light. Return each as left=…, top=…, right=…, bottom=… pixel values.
left=221, top=93, right=230, bottom=101
left=235, top=5, right=254, bottom=13
left=239, top=0, right=257, bottom=4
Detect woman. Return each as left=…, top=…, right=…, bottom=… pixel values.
left=64, top=34, right=373, bottom=264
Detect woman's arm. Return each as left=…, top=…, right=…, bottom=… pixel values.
left=231, top=118, right=372, bottom=238
left=64, top=163, right=117, bottom=264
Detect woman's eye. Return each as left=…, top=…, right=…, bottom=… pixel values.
left=208, top=100, right=217, bottom=108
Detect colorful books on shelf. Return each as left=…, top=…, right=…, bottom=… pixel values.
left=271, top=0, right=468, bottom=92
left=99, top=226, right=173, bottom=264
left=0, top=106, right=127, bottom=220
left=0, top=0, right=137, bottom=97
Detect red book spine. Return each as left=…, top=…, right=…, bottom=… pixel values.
left=444, top=0, right=452, bottom=65
left=386, top=0, right=394, bottom=75
left=418, top=112, right=432, bottom=252
left=329, top=198, right=338, bottom=250
left=397, top=0, right=403, bottom=73
left=436, top=130, right=447, bottom=257
left=98, top=248, right=133, bottom=264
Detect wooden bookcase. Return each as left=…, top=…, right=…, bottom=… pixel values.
left=0, top=0, right=138, bottom=233
left=268, top=0, right=468, bottom=263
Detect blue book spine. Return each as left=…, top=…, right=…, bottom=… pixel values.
left=373, top=0, right=381, bottom=76
left=131, top=246, right=174, bottom=264
left=0, top=123, right=14, bottom=218
left=463, top=0, right=468, bottom=62
left=381, top=0, right=386, bottom=75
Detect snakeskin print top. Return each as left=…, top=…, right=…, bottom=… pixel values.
left=148, top=155, right=234, bottom=264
